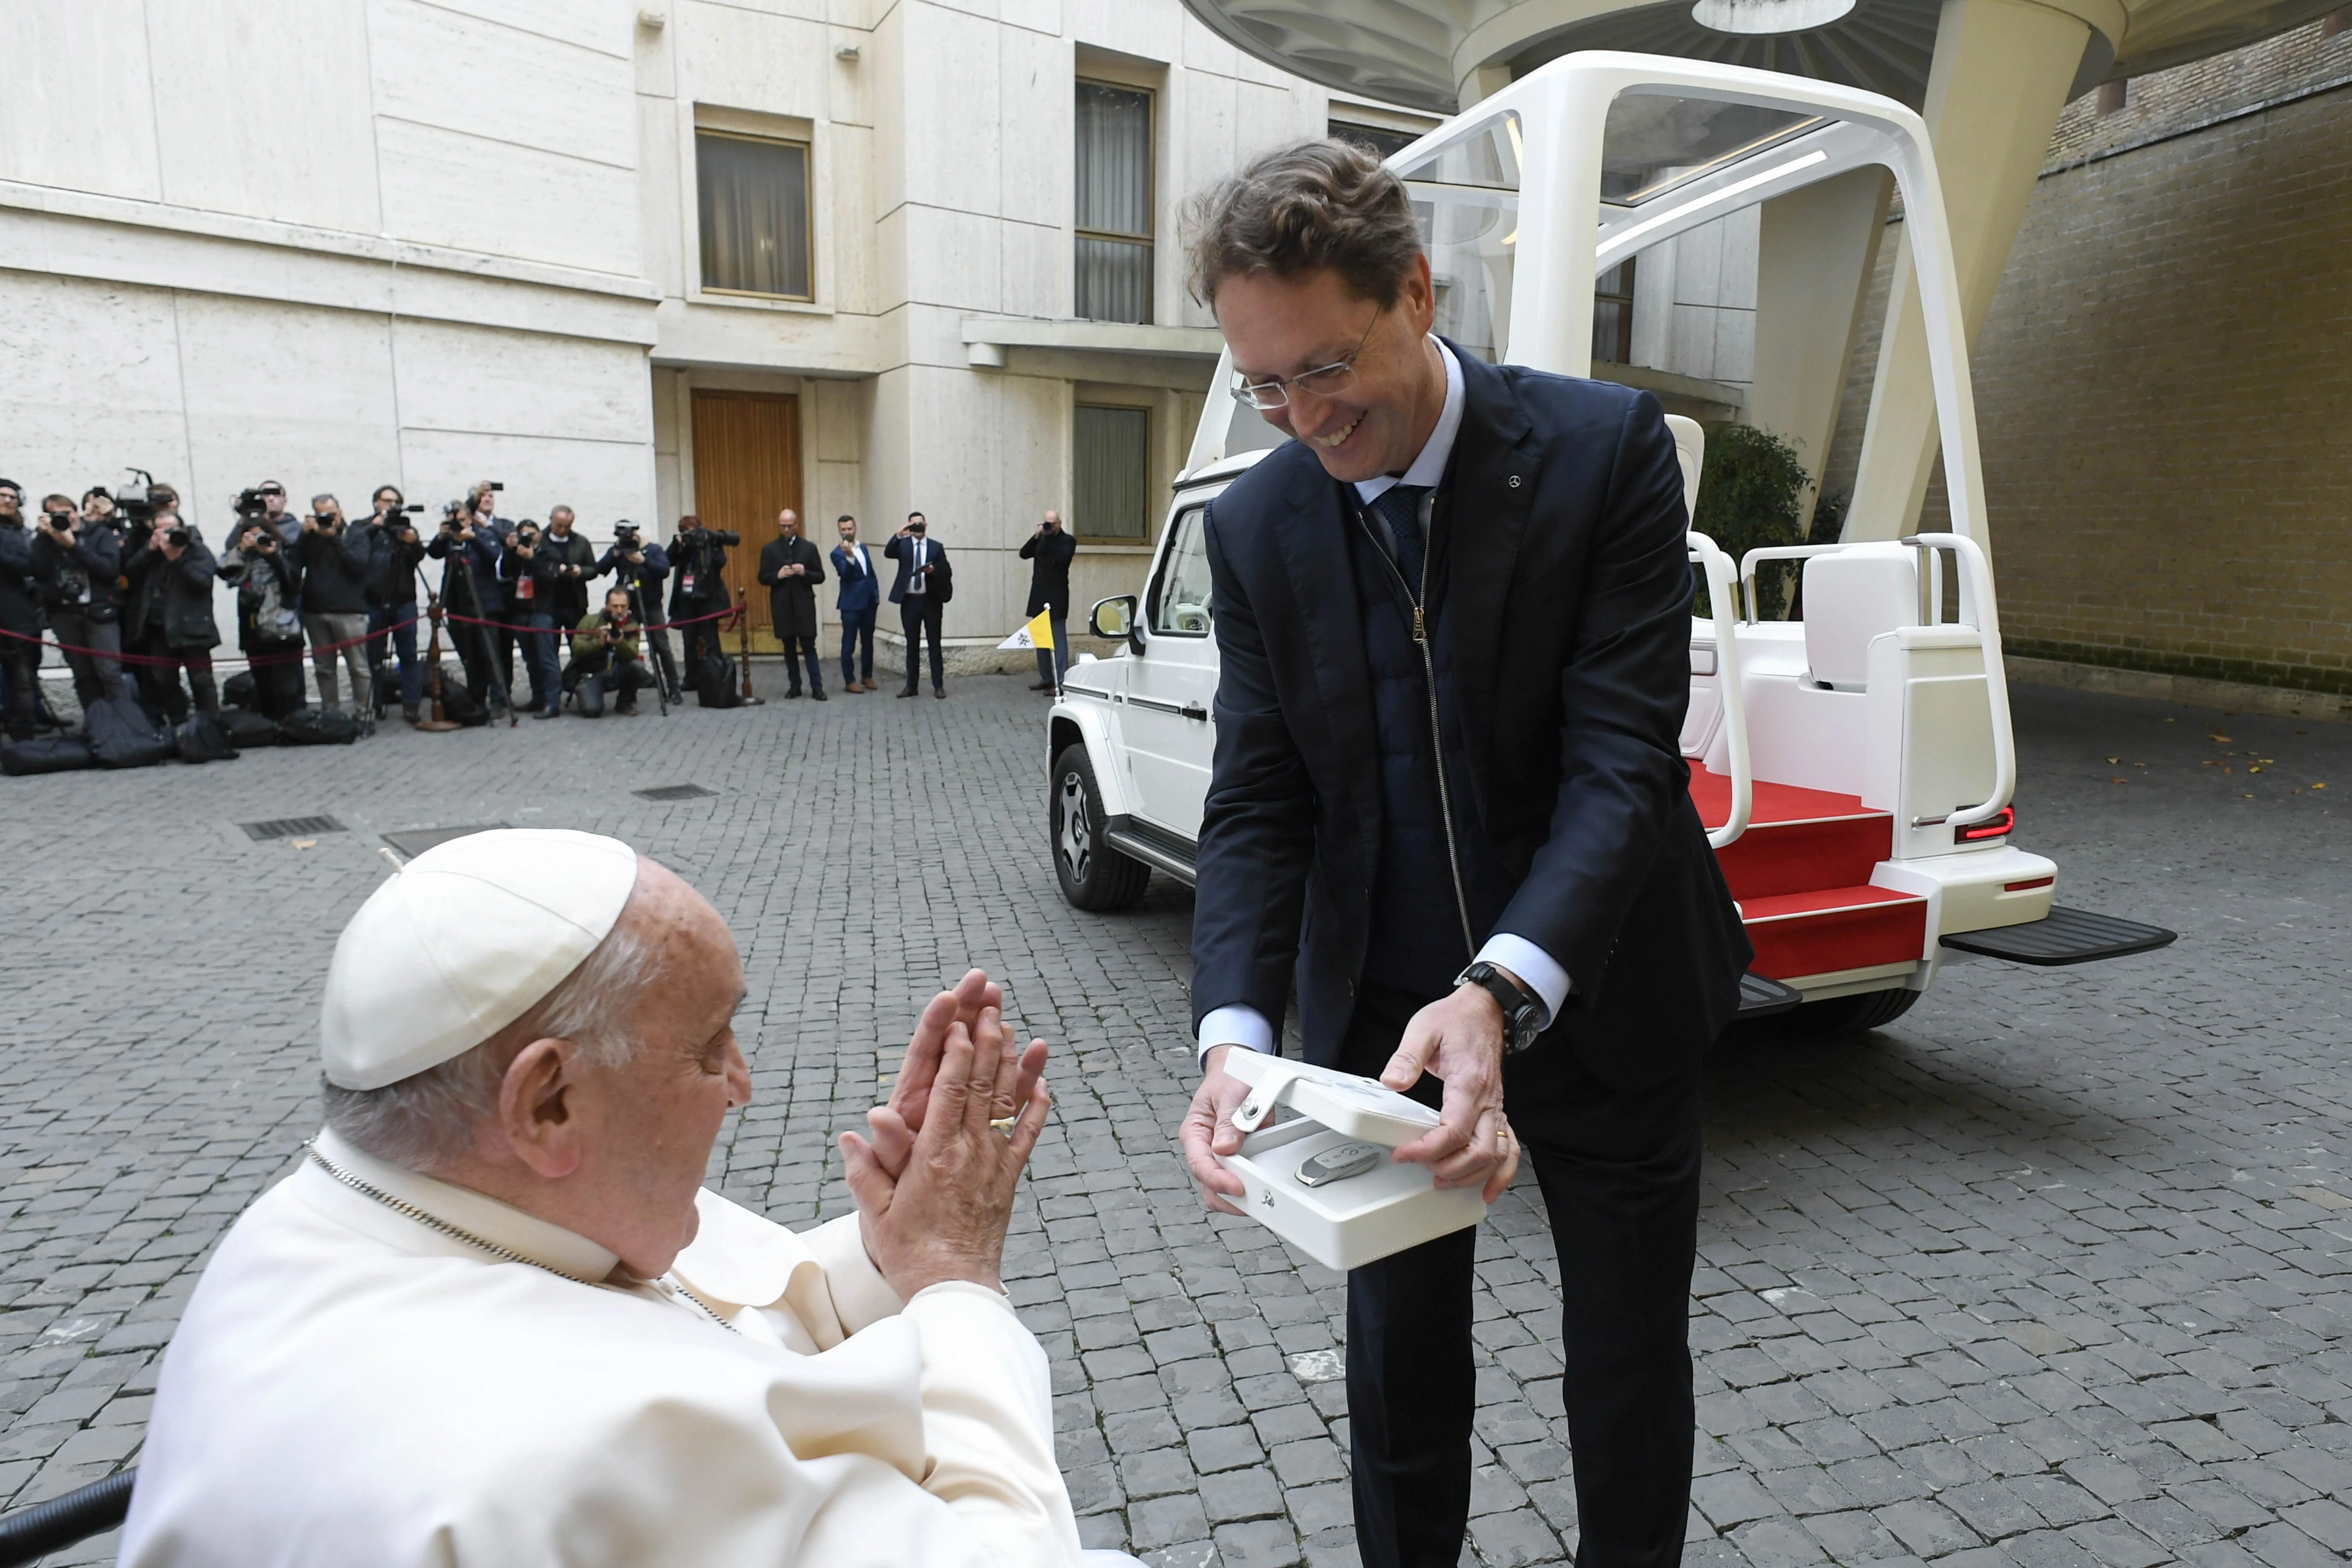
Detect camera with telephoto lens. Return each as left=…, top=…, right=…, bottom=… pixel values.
left=613, top=521, right=642, bottom=549
left=233, top=487, right=271, bottom=520
left=114, top=469, right=174, bottom=526
left=165, top=523, right=191, bottom=548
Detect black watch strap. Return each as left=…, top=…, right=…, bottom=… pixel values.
left=1457, top=961, right=1545, bottom=1054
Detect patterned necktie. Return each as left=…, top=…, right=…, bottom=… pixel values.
left=1371, top=484, right=1430, bottom=597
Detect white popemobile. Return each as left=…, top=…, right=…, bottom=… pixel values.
left=1045, top=53, right=2173, bottom=1037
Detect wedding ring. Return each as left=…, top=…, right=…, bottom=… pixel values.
left=989, top=1116, right=1018, bottom=1138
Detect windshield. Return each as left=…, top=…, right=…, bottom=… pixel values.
left=1600, top=95, right=1820, bottom=206
left=1397, top=113, right=1521, bottom=364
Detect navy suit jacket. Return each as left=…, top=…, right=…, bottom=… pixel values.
left=832, top=542, right=881, bottom=615
left=1190, top=347, right=1750, bottom=1096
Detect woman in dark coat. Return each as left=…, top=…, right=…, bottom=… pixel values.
left=755, top=509, right=827, bottom=699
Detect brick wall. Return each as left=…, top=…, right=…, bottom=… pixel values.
left=1820, top=24, right=2352, bottom=695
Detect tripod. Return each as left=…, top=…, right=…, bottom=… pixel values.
left=438, top=535, right=514, bottom=727
left=623, top=575, right=667, bottom=718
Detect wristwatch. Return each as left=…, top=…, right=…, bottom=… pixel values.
left=1455, top=961, right=1547, bottom=1055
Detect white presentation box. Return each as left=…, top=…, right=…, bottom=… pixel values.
left=1214, top=1054, right=1487, bottom=1272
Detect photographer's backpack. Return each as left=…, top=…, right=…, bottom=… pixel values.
left=83, top=693, right=176, bottom=770
left=1, top=736, right=96, bottom=776
left=276, top=707, right=360, bottom=746
left=174, top=710, right=238, bottom=764
left=221, top=670, right=259, bottom=710
left=695, top=653, right=742, bottom=709
left=219, top=709, right=278, bottom=749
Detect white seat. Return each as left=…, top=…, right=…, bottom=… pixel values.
left=1802, top=545, right=1918, bottom=690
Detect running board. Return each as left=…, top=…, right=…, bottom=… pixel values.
left=1737, top=973, right=1804, bottom=1017
left=1940, top=905, right=2176, bottom=966
left=1103, top=817, right=1199, bottom=886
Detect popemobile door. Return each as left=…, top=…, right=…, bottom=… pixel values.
left=1124, top=504, right=1219, bottom=837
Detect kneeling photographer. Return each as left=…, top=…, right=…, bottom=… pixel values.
left=596, top=521, right=682, bottom=705
left=665, top=514, right=738, bottom=679
left=220, top=490, right=307, bottom=718
left=297, top=495, right=375, bottom=727
left=564, top=586, right=654, bottom=717
left=28, top=492, right=125, bottom=710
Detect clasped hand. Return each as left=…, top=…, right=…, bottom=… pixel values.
left=840, top=969, right=1051, bottom=1298
left=1181, top=985, right=1520, bottom=1216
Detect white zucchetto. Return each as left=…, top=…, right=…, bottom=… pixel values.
left=321, top=829, right=642, bottom=1090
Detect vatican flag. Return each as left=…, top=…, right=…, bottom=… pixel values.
left=996, top=609, right=1055, bottom=652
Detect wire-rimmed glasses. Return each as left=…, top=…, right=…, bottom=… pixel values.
left=1228, top=312, right=1381, bottom=410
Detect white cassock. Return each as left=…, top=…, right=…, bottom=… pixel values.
left=120, top=1128, right=1084, bottom=1567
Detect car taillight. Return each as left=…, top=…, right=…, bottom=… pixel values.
left=1955, top=806, right=2014, bottom=843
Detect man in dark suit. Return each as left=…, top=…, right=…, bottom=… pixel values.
left=884, top=512, right=948, bottom=699
left=830, top=515, right=880, bottom=692
left=1177, top=140, right=1752, bottom=1568
left=756, top=508, right=827, bottom=699
left=1018, top=508, right=1076, bottom=693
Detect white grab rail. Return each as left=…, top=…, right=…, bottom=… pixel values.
left=1737, top=542, right=1847, bottom=623
left=1690, top=532, right=1751, bottom=849
left=1900, top=533, right=2015, bottom=830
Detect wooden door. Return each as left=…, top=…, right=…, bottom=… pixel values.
left=689, top=389, right=801, bottom=648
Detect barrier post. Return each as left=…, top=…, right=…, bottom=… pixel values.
left=415, top=594, right=462, bottom=733
left=734, top=589, right=764, bottom=706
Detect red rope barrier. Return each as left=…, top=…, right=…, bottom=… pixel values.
left=0, top=602, right=738, bottom=669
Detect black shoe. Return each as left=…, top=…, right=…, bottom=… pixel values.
left=812, top=689, right=827, bottom=702
left=1028, top=681, right=1053, bottom=691
left=785, top=689, right=802, bottom=699
left=665, top=688, right=686, bottom=706
left=898, top=687, right=918, bottom=698
left=934, top=687, right=946, bottom=699
left=533, top=707, right=559, bottom=720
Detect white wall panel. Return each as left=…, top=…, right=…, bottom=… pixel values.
left=371, top=0, right=638, bottom=169
left=393, top=320, right=647, bottom=446
left=900, top=205, right=1003, bottom=314
left=901, top=6, right=1001, bottom=215
left=146, top=0, right=381, bottom=233
left=427, top=0, right=634, bottom=56
left=0, top=276, right=191, bottom=502
left=998, top=26, right=1068, bottom=228
left=0, top=0, right=162, bottom=201
left=375, top=119, right=640, bottom=276
left=398, top=428, right=653, bottom=538
left=173, top=294, right=402, bottom=511
left=676, top=1, right=828, bottom=120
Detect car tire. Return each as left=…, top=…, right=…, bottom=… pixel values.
left=1788, top=987, right=1920, bottom=1036
left=1051, top=745, right=1150, bottom=911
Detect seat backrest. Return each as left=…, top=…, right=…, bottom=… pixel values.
left=1664, top=415, right=1704, bottom=521
left=1803, top=545, right=1917, bottom=689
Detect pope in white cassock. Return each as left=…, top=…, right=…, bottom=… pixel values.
left=121, top=828, right=1137, bottom=1567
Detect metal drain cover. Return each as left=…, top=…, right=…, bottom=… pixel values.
left=634, top=784, right=718, bottom=801
left=241, top=816, right=347, bottom=842
left=380, top=824, right=509, bottom=860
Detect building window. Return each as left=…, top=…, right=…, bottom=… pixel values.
left=1074, top=404, right=1150, bottom=540
left=1592, top=258, right=1636, bottom=364
left=1330, top=120, right=1416, bottom=161
left=697, top=130, right=812, bottom=300
left=1075, top=82, right=1152, bottom=324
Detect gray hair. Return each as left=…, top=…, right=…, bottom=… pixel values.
left=320, top=915, right=662, bottom=1171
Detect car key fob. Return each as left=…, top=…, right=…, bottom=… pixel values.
left=1295, top=1141, right=1384, bottom=1188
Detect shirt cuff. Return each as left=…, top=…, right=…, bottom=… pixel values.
left=1476, top=934, right=1572, bottom=1028
left=1196, top=1005, right=1275, bottom=1068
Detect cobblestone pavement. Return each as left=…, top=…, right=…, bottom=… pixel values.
left=1, top=676, right=2348, bottom=1568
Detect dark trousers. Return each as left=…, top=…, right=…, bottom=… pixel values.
left=146, top=650, right=219, bottom=723
left=680, top=608, right=723, bottom=673
left=249, top=644, right=306, bottom=718
left=1337, top=980, right=1702, bottom=1568
left=0, top=648, right=38, bottom=737
left=781, top=634, right=823, bottom=694
left=521, top=612, right=562, bottom=713
left=49, top=611, right=124, bottom=707
left=840, top=606, right=875, bottom=684
left=899, top=596, right=944, bottom=691
left=565, top=651, right=650, bottom=716
left=370, top=602, right=421, bottom=708
left=452, top=618, right=505, bottom=705
left=1032, top=609, right=1069, bottom=688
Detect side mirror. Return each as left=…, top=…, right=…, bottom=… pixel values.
left=1090, top=595, right=1141, bottom=652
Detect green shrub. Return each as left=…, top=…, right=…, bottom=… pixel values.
left=1690, top=423, right=1813, bottom=620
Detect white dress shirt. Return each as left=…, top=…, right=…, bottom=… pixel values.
left=122, top=1128, right=1085, bottom=1567
left=1196, top=336, right=1571, bottom=1064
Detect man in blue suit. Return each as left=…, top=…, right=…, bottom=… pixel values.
left=1177, top=141, right=1751, bottom=1568
left=830, top=515, right=880, bottom=693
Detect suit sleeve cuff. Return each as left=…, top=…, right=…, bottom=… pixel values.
left=1196, top=1005, right=1275, bottom=1068
left=1476, top=934, right=1571, bottom=1028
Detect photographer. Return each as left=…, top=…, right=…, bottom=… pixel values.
left=664, top=513, right=739, bottom=677
left=594, top=521, right=683, bottom=705
left=426, top=495, right=509, bottom=714
left=121, top=510, right=223, bottom=722
left=297, top=495, right=375, bottom=727
left=28, top=492, right=126, bottom=710
left=564, top=586, right=655, bottom=717
left=0, top=481, right=40, bottom=740
left=356, top=485, right=427, bottom=724
left=220, top=504, right=307, bottom=718
left=498, top=519, right=558, bottom=719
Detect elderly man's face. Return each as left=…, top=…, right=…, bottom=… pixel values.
left=588, top=861, right=750, bottom=1274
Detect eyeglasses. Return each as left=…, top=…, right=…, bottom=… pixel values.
left=1228, top=312, right=1381, bottom=410
left=259, top=486, right=284, bottom=497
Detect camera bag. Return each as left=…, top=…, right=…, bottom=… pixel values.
left=573, top=672, right=607, bottom=717
left=276, top=707, right=360, bottom=746
left=435, top=680, right=491, bottom=727
left=931, top=555, right=954, bottom=605
left=219, top=709, right=279, bottom=749
left=221, top=670, right=259, bottom=710
left=174, top=711, right=237, bottom=765
left=695, top=654, right=741, bottom=709
left=1, top=736, right=97, bottom=776
left=83, top=693, right=176, bottom=770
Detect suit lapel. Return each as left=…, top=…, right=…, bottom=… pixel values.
left=1267, top=449, right=1382, bottom=857
left=1437, top=352, right=1539, bottom=823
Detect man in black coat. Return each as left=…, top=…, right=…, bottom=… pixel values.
left=122, top=510, right=224, bottom=722
left=1177, top=141, right=1751, bottom=1568
left=755, top=508, right=827, bottom=699
left=0, top=481, right=42, bottom=738
left=28, top=491, right=125, bottom=709
left=1017, top=509, right=1076, bottom=693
